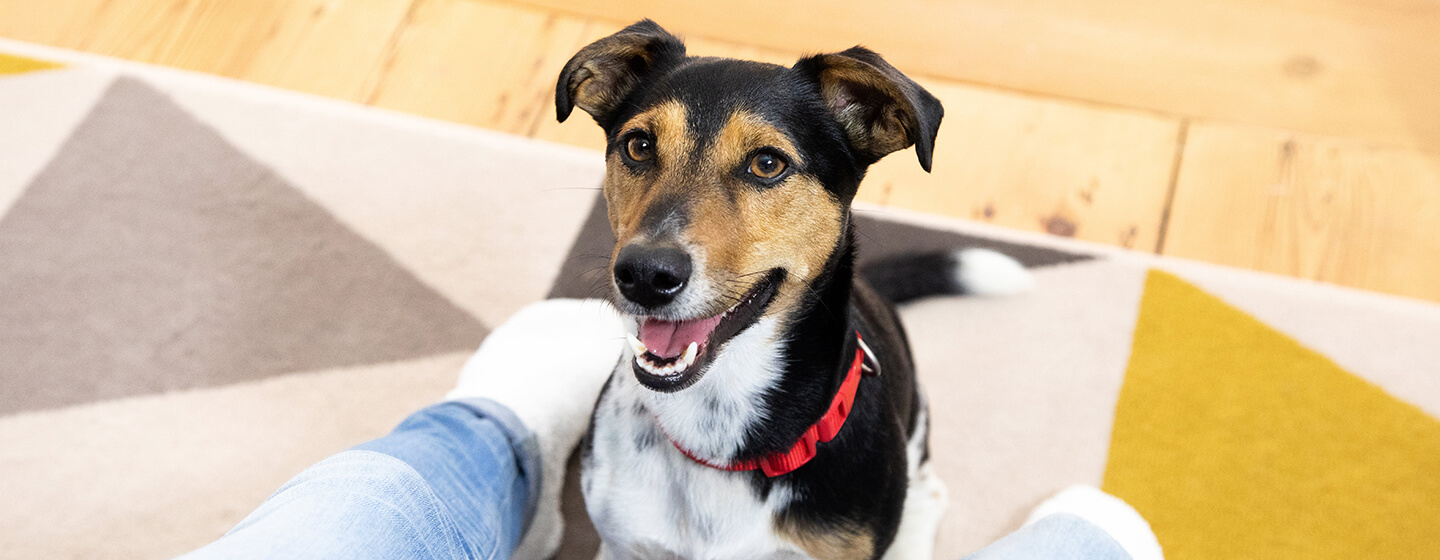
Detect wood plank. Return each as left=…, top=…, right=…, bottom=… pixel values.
left=502, top=0, right=1440, bottom=153
left=1165, top=123, right=1440, bottom=302
left=520, top=19, right=620, bottom=149
left=364, top=0, right=592, bottom=134
left=234, top=0, right=414, bottom=101
left=0, top=0, right=413, bottom=102
left=874, top=78, right=1182, bottom=249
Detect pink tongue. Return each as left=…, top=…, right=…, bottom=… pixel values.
left=639, top=314, right=725, bottom=358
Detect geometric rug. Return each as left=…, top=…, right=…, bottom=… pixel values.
left=1, top=40, right=1437, bottom=560
left=1105, top=271, right=1440, bottom=560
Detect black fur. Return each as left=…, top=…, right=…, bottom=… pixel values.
left=860, top=251, right=967, bottom=304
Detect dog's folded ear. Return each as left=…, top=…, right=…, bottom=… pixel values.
left=795, top=48, right=944, bottom=172
left=556, top=19, right=687, bottom=126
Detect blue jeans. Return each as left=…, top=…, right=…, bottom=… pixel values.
left=179, top=399, right=538, bottom=560
left=179, top=400, right=1130, bottom=560
left=965, top=514, right=1132, bottom=560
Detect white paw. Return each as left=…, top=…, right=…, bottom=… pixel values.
left=882, top=463, right=949, bottom=560
left=450, top=298, right=627, bottom=400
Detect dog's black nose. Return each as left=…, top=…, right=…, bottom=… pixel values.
left=614, top=244, right=692, bottom=309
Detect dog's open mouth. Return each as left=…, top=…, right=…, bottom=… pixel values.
left=625, top=270, right=783, bottom=392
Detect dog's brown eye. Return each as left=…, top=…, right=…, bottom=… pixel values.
left=749, top=153, right=786, bottom=179
left=625, top=135, right=654, bottom=162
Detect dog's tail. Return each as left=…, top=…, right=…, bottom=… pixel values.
left=859, top=248, right=1033, bottom=304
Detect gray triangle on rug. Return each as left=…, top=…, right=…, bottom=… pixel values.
left=0, top=77, right=487, bottom=415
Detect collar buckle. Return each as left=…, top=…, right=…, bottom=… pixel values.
left=856, top=333, right=881, bottom=377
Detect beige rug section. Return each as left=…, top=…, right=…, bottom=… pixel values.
left=158, top=75, right=606, bottom=327
left=905, top=259, right=1148, bottom=556
left=0, top=67, right=110, bottom=216
left=0, top=351, right=469, bottom=560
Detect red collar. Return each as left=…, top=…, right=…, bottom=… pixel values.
left=667, top=332, right=880, bottom=477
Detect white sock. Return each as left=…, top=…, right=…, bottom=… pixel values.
left=1025, top=485, right=1165, bottom=560
left=446, top=298, right=627, bottom=560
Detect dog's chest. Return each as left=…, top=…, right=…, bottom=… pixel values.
left=583, top=371, right=809, bottom=560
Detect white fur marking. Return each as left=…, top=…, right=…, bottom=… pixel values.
left=584, top=358, right=808, bottom=559
left=883, top=402, right=949, bottom=560
left=952, top=248, right=1034, bottom=296
left=645, top=316, right=785, bottom=462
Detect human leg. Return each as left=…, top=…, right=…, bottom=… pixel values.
left=961, top=514, right=1133, bottom=560
left=961, top=485, right=1164, bottom=560
left=180, top=400, right=536, bottom=560
left=179, top=299, right=626, bottom=560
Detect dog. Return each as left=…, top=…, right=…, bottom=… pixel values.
left=556, top=20, right=1029, bottom=559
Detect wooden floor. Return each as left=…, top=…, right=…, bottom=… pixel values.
left=3, top=0, right=1437, bottom=303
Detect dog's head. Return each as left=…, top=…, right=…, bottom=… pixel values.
left=557, top=20, right=941, bottom=392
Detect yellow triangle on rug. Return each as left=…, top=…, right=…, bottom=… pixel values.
left=1104, top=270, right=1440, bottom=559
left=0, top=52, right=63, bottom=75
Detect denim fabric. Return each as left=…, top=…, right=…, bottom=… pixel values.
left=178, top=399, right=537, bottom=560
left=962, top=513, right=1134, bottom=560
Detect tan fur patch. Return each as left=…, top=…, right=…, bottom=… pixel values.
left=815, top=56, right=917, bottom=159
left=682, top=111, right=840, bottom=320
left=604, top=100, right=694, bottom=243
left=709, top=111, right=804, bottom=170
left=776, top=516, right=875, bottom=560
left=566, top=37, right=658, bottom=119
left=602, top=105, right=844, bottom=322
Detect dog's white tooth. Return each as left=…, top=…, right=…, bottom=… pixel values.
left=681, top=342, right=698, bottom=366
left=626, top=333, right=648, bottom=357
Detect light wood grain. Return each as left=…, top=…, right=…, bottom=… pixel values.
left=365, top=0, right=592, bottom=134
left=1165, top=123, right=1440, bottom=302
left=0, top=0, right=414, bottom=102
left=871, top=79, right=1182, bottom=249
left=507, top=0, right=1440, bottom=153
